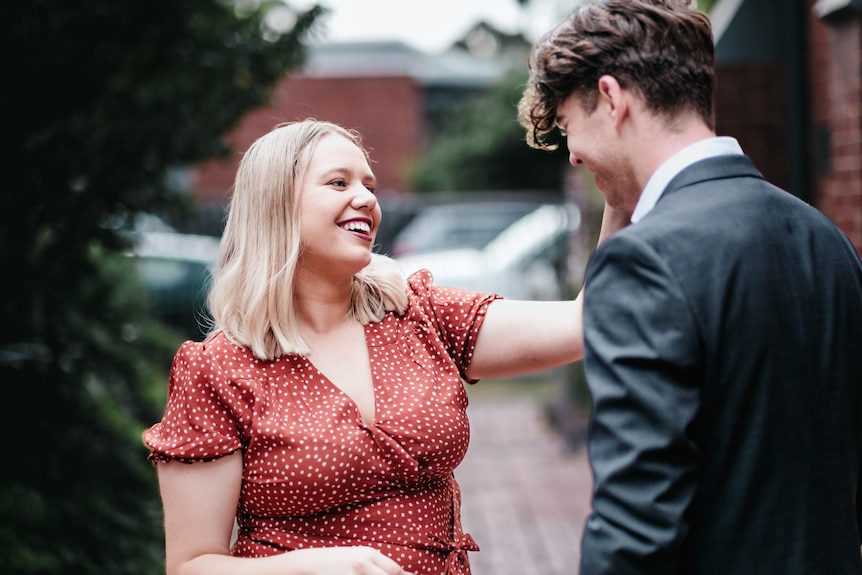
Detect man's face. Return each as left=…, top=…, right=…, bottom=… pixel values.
left=556, top=91, right=639, bottom=212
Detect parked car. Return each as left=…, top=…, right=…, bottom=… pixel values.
left=374, top=196, right=422, bottom=256
left=128, top=222, right=221, bottom=341
left=394, top=201, right=579, bottom=300
left=389, top=200, right=543, bottom=257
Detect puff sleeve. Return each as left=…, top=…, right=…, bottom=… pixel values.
left=143, top=339, right=254, bottom=463
left=405, top=270, right=501, bottom=382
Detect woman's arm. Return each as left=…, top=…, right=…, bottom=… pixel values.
left=157, top=453, right=411, bottom=575
left=467, top=297, right=583, bottom=379
left=465, top=203, right=630, bottom=380
left=158, top=453, right=243, bottom=575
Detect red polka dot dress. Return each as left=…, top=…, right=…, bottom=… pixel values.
left=143, top=271, right=501, bottom=575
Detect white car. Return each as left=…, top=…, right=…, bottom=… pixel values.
left=127, top=216, right=221, bottom=340
left=394, top=202, right=579, bottom=300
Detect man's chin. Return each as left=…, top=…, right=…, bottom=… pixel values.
left=594, top=176, right=606, bottom=193
left=596, top=178, right=608, bottom=197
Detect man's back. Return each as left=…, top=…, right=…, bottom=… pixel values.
left=582, top=155, right=862, bottom=574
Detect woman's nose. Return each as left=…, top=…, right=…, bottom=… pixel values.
left=351, top=183, right=378, bottom=210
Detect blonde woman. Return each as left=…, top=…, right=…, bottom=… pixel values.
left=144, top=119, right=626, bottom=575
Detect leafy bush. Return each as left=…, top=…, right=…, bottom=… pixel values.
left=1, top=1, right=323, bottom=572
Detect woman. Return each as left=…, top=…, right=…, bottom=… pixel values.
left=143, top=119, right=626, bottom=575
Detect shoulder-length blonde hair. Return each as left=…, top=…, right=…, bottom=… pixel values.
left=206, top=119, right=408, bottom=360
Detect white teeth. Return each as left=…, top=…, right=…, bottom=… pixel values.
left=341, top=221, right=370, bottom=234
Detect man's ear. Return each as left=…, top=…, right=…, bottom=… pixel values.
left=597, top=74, right=628, bottom=130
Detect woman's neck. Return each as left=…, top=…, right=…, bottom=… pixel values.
left=293, top=273, right=354, bottom=335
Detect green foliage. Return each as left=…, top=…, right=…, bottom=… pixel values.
left=409, top=71, right=571, bottom=194
left=0, top=250, right=182, bottom=575
left=697, top=0, right=718, bottom=14
left=1, top=1, right=323, bottom=573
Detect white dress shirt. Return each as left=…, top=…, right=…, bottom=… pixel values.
left=631, top=137, right=744, bottom=223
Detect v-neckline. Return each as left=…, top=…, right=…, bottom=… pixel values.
left=304, top=324, right=377, bottom=427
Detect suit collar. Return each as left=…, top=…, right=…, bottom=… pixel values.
left=632, top=137, right=745, bottom=223
left=662, top=154, right=765, bottom=198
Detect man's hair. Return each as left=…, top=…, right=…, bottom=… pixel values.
left=518, top=0, right=715, bottom=150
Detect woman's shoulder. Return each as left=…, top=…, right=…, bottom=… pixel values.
left=404, top=269, right=450, bottom=312
left=174, top=330, right=244, bottom=359
left=171, top=331, right=268, bottom=380
left=397, top=269, right=500, bottom=336
left=404, top=269, right=500, bottom=307
left=405, top=268, right=434, bottom=293
left=404, top=268, right=469, bottom=299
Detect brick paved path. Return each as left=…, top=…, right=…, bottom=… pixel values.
left=456, top=392, right=594, bottom=575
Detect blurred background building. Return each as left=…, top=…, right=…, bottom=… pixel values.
left=139, top=0, right=862, bottom=342
left=168, top=0, right=861, bottom=254
left=714, top=0, right=861, bottom=251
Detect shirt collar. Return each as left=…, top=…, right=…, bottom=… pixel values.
left=631, top=136, right=744, bottom=223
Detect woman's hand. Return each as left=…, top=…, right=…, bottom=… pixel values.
left=597, top=202, right=632, bottom=245
left=278, top=546, right=414, bottom=575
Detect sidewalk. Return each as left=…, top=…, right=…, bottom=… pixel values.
left=456, top=386, right=594, bottom=575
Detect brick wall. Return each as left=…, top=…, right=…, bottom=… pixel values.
left=192, top=74, right=424, bottom=206
left=808, top=0, right=862, bottom=255
left=714, top=63, right=790, bottom=193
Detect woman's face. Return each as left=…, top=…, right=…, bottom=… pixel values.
left=297, top=133, right=381, bottom=278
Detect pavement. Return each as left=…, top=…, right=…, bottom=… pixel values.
left=456, top=383, right=595, bottom=575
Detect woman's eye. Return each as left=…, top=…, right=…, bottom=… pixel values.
left=329, top=178, right=347, bottom=188
left=365, top=185, right=377, bottom=195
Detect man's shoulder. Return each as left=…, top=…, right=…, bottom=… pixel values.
left=668, top=154, right=763, bottom=192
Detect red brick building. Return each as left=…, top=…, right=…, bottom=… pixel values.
left=191, top=40, right=505, bottom=205
left=809, top=0, right=862, bottom=253
left=713, top=0, right=862, bottom=254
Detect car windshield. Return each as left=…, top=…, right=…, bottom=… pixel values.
left=391, top=201, right=540, bottom=257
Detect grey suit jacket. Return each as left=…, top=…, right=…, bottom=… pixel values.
left=580, top=155, right=862, bottom=574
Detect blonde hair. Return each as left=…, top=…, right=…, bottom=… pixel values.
left=207, top=120, right=408, bottom=360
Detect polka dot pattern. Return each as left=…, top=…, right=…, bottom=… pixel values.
left=143, top=270, right=501, bottom=574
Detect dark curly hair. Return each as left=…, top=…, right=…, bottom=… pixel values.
left=518, top=0, right=715, bottom=150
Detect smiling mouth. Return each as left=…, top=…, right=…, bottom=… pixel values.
left=339, top=221, right=371, bottom=235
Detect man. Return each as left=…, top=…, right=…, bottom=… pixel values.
left=518, top=1, right=862, bottom=574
